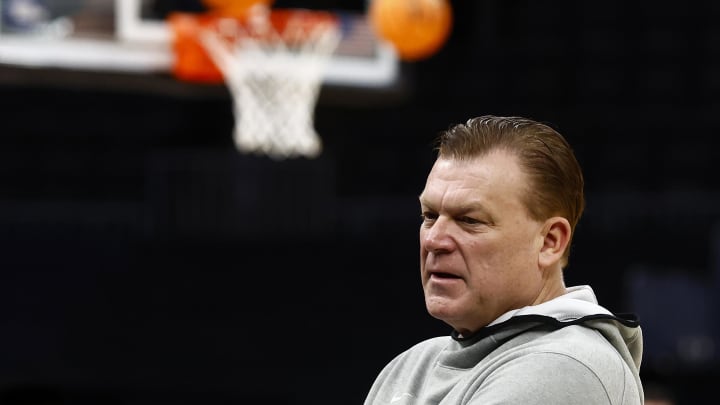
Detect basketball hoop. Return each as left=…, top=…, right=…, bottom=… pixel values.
left=171, top=6, right=341, bottom=160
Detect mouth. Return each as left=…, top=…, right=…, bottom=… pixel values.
left=429, top=271, right=462, bottom=280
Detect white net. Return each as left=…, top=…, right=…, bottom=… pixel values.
left=200, top=7, right=342, bottom=160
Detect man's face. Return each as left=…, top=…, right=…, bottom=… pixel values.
left=418, top=150, right=547, bottom=336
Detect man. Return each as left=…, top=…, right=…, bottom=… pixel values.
left=364, top=115, right=644, bottom=404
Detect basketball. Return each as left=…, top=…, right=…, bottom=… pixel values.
left=369, top=0, right=453, bottom=61
left=202, top=0, right=274, bottom=17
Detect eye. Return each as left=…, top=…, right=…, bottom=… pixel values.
left=460, top=216, right=481, bottom=224
left=421, top=211, right=438, bottom=221
left=459, top=216, right=491, bottom=227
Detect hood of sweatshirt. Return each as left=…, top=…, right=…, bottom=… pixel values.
left=364, top=285, right=644, bottom=405
left=447, top=285, right=643, bottom=388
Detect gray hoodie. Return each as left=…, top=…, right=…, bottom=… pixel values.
left=364, top=285, right=644, bottom=405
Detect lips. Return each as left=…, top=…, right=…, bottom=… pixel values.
left=429, top=271, right=461, bottom=279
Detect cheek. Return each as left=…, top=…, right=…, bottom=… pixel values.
left=466, top=235, right=530, bottom=275
left=495, top=233, right=543, bottom=284
left=464, top=237, right=497, bottom=263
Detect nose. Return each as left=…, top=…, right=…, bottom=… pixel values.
left=422, top=217, right=455, bottom=254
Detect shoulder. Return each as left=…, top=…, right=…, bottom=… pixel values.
left=527, top=324, right=630, bottom=374
left=471, top=350, right=617, bottom=404
left=501, top=325, right=633, bottom=381
left=473, top=325, right=640, bottom=404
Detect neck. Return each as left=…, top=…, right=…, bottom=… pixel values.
left=532, top=268, right=567, bottom=305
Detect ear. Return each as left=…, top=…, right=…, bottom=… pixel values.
left=538, top=217, right=572, bottom=269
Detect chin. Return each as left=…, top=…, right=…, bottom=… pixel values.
left=425, top=297, right=456, bottom=322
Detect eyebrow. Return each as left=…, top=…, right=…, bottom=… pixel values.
left=419, top=195, right=491, bottom=216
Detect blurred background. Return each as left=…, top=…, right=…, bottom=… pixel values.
left=1, top=0, right=718, bottom=404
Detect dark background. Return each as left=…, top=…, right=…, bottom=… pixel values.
left=1, top=0, right=719, bottom=404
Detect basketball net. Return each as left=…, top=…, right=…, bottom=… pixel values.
left=199, top=6, right=341, bottom=159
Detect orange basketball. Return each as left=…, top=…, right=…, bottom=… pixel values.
left=202, top=0, right=274, bottom=17
left=369, top=0, right=452, bottom=61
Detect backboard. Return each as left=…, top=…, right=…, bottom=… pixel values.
left=0, top=0, right=400, bottom=89
left=118, top=0, right=398, bottom=87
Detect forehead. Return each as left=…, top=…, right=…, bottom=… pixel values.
left=421, top=150, right=528, bottom=207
